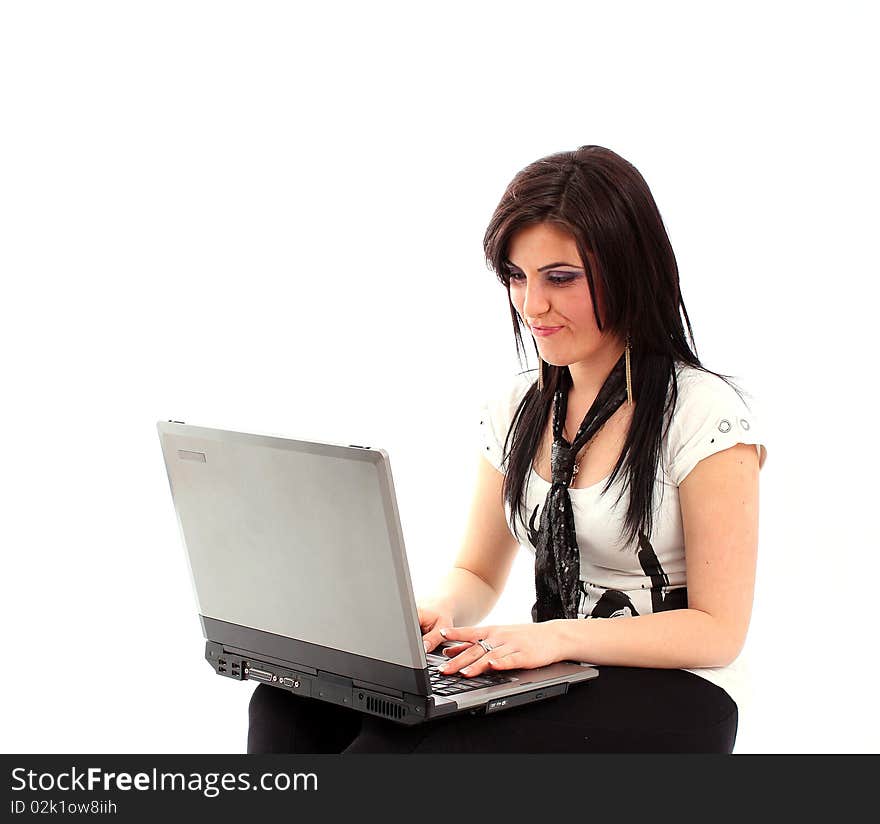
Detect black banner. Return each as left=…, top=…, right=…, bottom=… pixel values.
left=0, top=754, right=876, bottom=820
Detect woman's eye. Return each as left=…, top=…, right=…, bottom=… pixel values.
left=507, top=271, right=576, bottom=286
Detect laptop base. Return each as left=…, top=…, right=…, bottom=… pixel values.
left=206, top=640, right=432, bottom=725
left=205, top=640, right=575, bottom=725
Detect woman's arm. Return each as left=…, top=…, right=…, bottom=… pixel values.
left=420, top=455, right=520, bottom=627
left=550, top=609, right=734, bottom=669
left=554, top=441, right=761, bottom=669
left=421, top=566, right=500, bottom=628
left=438, top=442, right=760, bottom=674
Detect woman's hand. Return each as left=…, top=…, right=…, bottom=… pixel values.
left=417, top=600, right=456, bottom=653
left=435, top=621, right=565, bottom=676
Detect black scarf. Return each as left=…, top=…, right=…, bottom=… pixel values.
left=531, top=352, right=629, bottom=622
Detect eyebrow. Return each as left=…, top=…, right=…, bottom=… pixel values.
left=503, top=259, right=583, bottom=272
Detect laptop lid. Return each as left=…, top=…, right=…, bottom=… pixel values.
left=157, top=421, right=427, bottom=677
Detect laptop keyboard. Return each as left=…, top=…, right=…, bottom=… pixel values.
left=427, top=661, right=516, bottom=696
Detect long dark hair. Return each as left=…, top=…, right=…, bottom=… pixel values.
left=483, top=145, right=748, bottom=550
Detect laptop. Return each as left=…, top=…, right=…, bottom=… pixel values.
left=156, top=420, right=599, bottom=725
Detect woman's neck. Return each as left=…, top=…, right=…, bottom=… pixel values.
left=565, top=337, right=627, bottom=406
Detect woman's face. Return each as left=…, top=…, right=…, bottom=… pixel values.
left=506, top=222, right=610, bottom=367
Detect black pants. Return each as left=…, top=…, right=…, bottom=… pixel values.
left=246, top=666, right=738, bottom=753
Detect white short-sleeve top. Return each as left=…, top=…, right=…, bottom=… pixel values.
left=477, top=361, right=768, bottom=711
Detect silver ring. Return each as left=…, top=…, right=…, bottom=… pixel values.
left=477, top=638, right=495, bottom=653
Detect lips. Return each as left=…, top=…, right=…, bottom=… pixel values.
left=532, top=325, right=563, bottom=337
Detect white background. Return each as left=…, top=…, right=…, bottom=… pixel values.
left=2, top=1, right=877, bottom=754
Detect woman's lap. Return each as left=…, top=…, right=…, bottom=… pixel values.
left=246, top=681, right=363, bottom=753
left=247, top=666, right=738, bottom=754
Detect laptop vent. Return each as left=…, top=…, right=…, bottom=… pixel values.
left=365, top=695, right=406, bottom=721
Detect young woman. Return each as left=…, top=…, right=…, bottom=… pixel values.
left=247, top=145, right=767, bottom=753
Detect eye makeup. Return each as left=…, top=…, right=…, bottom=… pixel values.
left=503, top=261, right=583, bottom=286
left=507, top=271, right=578, bottom=286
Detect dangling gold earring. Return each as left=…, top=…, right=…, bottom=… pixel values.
left=537, top=356, right=544, bottom=391
left=625, top=333, right=633, bottom=406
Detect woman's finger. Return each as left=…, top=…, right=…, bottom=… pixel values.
left=442, top=642, right=516, bottom=676
left=438, top=626, right=487, bottom=643
left=423, top=627, right=453, bottom=653
left=486, top=649, right=521, bottom=669
left=462, top=644, right=515, bottom=675
left=441, top=642, right=473, bottom=656
left=438, top=643, right=488, bottom=675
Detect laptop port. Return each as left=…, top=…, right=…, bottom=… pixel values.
left=245, top=667, right=275, bottom=683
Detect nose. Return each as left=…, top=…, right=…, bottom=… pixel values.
left=521, top=276, right=550, bottom=321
